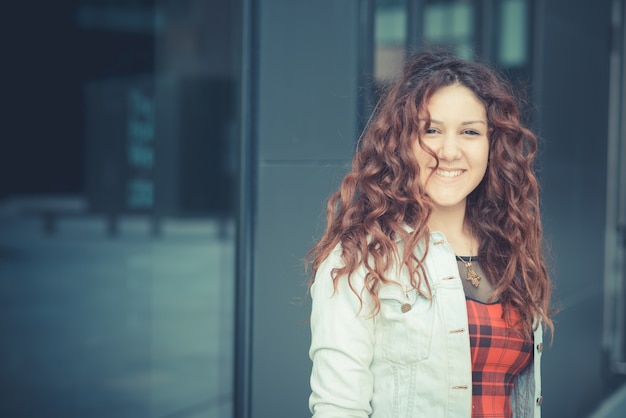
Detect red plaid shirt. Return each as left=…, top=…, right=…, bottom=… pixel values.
left=466, top=299, right=533, bottom=418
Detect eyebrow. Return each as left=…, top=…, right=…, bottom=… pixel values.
left=430, top=119, right=486, bottom=125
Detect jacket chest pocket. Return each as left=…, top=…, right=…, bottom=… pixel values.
left=377, top=285, right=435, bottom=364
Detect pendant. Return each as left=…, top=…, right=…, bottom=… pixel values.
left=465, top=262, right=481, bottom=287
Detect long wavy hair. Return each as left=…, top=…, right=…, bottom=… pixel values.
left=307, top=50, right=553, bottom=339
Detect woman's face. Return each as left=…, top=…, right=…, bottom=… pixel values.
left=412, top=84, right=489, bottom=213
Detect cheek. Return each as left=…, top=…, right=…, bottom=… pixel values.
left=476, top=141, right=490, bottom=169
left=476, top=151, right=489, bottom=183
left=482, top=147, right=490, bottom=169
left=415, top=152, right=433, bottom=181
left=412, top=143, right=433, bottom=167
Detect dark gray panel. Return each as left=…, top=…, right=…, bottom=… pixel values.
left=535, top=0, right=615, bottom=416
left=542, top=292, right=605, bottom=417
left=538, top=0, right=610, bottom=313
left=257, top=0, right=359, bottom=161
left=252, top=163, right=349, bottom=418
left=249, top=2, right=360, bottom=417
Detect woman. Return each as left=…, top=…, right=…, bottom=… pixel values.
left=307, top=50, right=553, bottom=417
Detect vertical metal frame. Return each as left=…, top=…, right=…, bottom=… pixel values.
left=476, top=0, right=494, bottom=61
left=406, top=0, right=423, bottom=50
left=357, top=0, right=376, bottom=135
left=603, top=0, right=626, bottom=375
left=234, top=0, right=258, bottom=415
left=531, top=0, right=545, bottom=129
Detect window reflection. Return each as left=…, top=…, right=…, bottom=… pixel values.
left=371, top=0, right=478, bottom=88
left=498, top=0, right=529, bottom=68
left=0, top=1, right=238, bottom=417
left=369, top=0, right=533, bottom=104
left=374, top=0, right=408, bottom=83
left=423, top=0, right=475, bottom=59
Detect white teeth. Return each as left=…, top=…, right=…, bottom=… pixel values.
left=435, top=169, right=463, bottom=177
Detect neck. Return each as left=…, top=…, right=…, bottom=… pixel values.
left=428, top=204, right=476, bottom=255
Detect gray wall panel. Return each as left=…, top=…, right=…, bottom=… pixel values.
left=544, top=292, right=605, bottom=415
left=257, top=0, right=358, bottom=161
left=536, top=0, right=614, bottom=416
left=251, top=1, right=359, bottom=416
left=252, top=163, right=350, bottom=417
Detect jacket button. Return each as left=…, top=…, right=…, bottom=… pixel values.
left=537, top=343, right=543, bottom=353
left=536, top=396, right=543, bottom=406
left=401, top=303, right=411, bottom=313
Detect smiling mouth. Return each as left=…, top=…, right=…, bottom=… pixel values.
left=434, top=169, right=464, bottom=177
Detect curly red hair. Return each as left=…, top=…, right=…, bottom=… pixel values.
left=307, top=50, right=553, bottom=339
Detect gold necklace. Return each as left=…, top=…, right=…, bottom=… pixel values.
left=456, top=255, right=481, bottom=287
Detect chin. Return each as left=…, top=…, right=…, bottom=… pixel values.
left=429, top=195, right=467, bottom=210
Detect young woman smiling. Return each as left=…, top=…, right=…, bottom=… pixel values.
left=307, top=50, right=553, bottom=417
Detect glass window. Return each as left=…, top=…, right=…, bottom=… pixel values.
left=0, top=1, right=239, bottom=417
left=423, top=0, right=476, bottom=60
left=603, top=0, right=626, bottom=374
left=498, top=0, right=529, bottom=67
left=364, top=0, right=535, bottom=116
left=374, top=0, right=408, bottom=83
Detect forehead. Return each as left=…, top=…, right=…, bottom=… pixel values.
left=425, top=84, right=486, bottom=117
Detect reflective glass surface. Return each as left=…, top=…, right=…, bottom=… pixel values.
left=423, top=0, right=476, bottom=59
left=1, top=1, right=239, bottom=417
left=375, top=0, right=408, bottom=82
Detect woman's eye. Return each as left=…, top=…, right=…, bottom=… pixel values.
left=425, top=128, right=439, bottom=135
left=462, top=129, right=480, bottom=136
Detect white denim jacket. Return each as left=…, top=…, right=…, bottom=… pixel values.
left=309, top=231, right=544, bottom=417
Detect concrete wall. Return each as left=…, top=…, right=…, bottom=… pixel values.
left=250, top=1, right=359, bottom=417
left=535, top=0, right=618, bottom=416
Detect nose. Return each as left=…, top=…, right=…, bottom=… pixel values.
left=437, top=132, right=462, bottom=164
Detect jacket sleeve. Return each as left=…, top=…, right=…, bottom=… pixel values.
left=511, top=321, right=543, bottom=418
left=309, top=251, right=375, bottom=418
